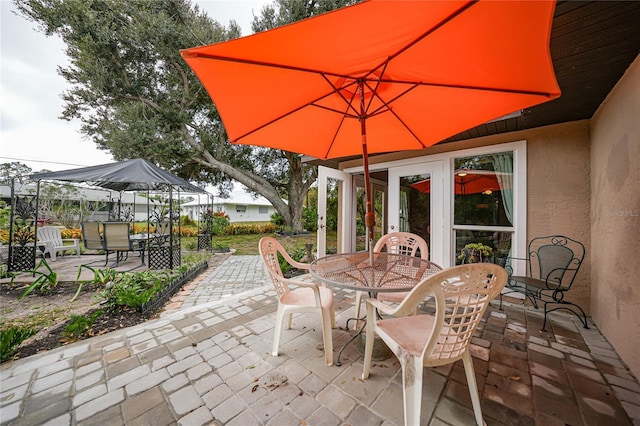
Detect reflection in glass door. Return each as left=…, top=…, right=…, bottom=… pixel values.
left=354, top=175, right=386, bottom=252
left=317, top=166, right=352, bottom=256
left=398, top=174, right=431, bottom=247
left=388, top=161, right=444, bottom=266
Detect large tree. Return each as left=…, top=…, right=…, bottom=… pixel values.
left=14, top=0, right=354, bottom=231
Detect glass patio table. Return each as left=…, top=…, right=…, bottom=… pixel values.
left=309, top=251, right=442, bottom=365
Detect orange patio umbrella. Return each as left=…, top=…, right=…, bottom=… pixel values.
left=181, top=0, right=560, bottom=254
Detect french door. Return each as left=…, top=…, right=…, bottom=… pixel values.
left=317, top=166, right=352, bottom=257
left=387, top=161, right=446, bottom=267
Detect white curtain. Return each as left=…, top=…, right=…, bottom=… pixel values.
left=492, top=152, right=513, bottom=226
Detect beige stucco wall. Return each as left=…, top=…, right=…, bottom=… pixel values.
left=526, top=121, right=592, bottom=311
left=590, top=54, right=640, bottom=378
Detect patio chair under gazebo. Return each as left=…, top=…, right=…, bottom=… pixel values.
left=6, top=159, right=207, bottom=272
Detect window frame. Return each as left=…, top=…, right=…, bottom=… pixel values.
left=448, top=141, right=526, bottom=270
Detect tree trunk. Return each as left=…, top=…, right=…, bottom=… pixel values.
left=196, top=146, right=316, bottom=233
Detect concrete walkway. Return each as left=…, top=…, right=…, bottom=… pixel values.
left=1, top=255, right=639, bottom=425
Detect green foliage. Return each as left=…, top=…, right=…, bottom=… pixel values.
left=458, top=243, right=494, bottom=263
left=302, top=206, right=318, bottom=232
left=278, top=246, right=307, bottom=275
left=63, top=310, right=104, bottom=340
left=181, top=215, right=196, bottom=227
left=181, top=251, right=211, bottom=266
left=0, top=162, right=32, bottom=184
left=99, top=270, right=170, bottom=310
left=271, top=212, right=285, bottom=226
left=13, top=0, right=325, bottom=232
left=12, top=259, right=59, bottom=299
left=211, top=212, right=230, bottom=235
left=73, top=265, right=121, bottom=302
left=225, top=223, right=275, bottom=235
left=1, top=327, right=37, bottom=362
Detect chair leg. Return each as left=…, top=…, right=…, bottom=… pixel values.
left=462, top=352, right=484, bottom=426
left=285, top=313, right=293, bottom=329
left=402, top=356, right=424, bottom=426
left=321, top=308, right=334, bottom=366
left=272, top=305, right=285, bottom=356
left=354, top=290, right=363, bottom=320
left=543, top=301, right=590, bottom=330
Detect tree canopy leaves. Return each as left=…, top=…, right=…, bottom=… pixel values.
left=14, top=0, right=355, bottom=230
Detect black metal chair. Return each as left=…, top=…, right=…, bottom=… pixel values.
left=500, top=235, right=587, bottom=331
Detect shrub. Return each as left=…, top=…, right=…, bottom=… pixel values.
left=61, top=228, right=82, bottom=239
left=131, top=224, right=150, bottom=234
left=278, top=246, right=307, bottom=275
left=99, top=270, right=170, bottom=310
left=180, top=227, right=198, bottom=237
left=63, top=309, right=104, bottom=340
left=270, top=212, right=285, bottom=226
left=11, top=258, right=59, bottom=299
left=212, top=211, right=230, bottom=235
left=1, top=327, right=37, bottom=362
left=181, top=215, right=196, bottom=226
left=302, top=206, right=318, bottom=232
left=226, top=223, right=275, bottom=235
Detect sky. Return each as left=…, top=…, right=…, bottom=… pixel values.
left=0, top=0, right=269, bottom=173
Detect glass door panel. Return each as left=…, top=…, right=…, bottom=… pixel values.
left=388, top=161, right=444, bottom=266
left=452, top=151, right=514, bottom=266
left=317, top=166, right=352, bottom=256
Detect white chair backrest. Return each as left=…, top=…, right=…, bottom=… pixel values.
left=374, top=232, right=428, bottom=259
left=400, top=263, right=508, bottom=363
left=39, top=226, right=62, bottom=244
left=259, top=237, right=291, bottom=300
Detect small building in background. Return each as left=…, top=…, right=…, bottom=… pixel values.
left=181, top=190, right=275, bottom=223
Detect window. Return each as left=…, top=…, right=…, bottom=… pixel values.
left=453, top=151, right=515, bottom=265
left=236, top=205, right=247, bottom=213
left=259, top=206, right=268, bottom=214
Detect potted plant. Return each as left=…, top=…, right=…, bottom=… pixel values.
left=458, top=242, right=494, bottom=264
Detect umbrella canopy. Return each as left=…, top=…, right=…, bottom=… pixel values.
left=410, top=170, right=503, bottom=195
left=181, top=0, right=560, bottom=250
left=30, top=158, right=205, bottom=193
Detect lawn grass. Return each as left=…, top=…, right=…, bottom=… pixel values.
left=181, top=231, right=331, bottom=255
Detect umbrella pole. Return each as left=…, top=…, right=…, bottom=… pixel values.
left=359, top=82, right=375, bottom=264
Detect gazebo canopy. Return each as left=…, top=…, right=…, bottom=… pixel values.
left=30, top=159, right=205, bottom=193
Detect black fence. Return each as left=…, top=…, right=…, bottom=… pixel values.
left=140, top=261, right=209, bottom=318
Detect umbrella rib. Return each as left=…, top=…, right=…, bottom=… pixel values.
left=407, top=80, right=557, bottom=98
left=232, top=77, right=358, bottom=143
left=387, top=0, right=478, bottom=64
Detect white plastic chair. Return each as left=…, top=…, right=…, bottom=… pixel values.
left=37, top=226, right=80, bottom=261
left=354, top=232, right=430, bottom=319
left=259, top=237, right=336, bottom=366
left=362, top=263, right=508, bottom=426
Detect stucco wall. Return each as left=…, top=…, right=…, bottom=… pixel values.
left=526, top=121, right=592, bottom=312
left=590, top=55, right=640, bottom=378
